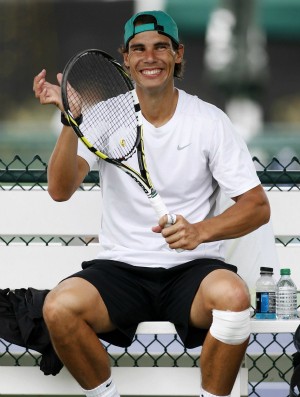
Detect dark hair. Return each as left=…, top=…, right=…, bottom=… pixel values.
left=119, top=14, right=185, bottom=79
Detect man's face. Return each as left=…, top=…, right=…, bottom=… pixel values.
left=124, top=31, right=183, bottom=93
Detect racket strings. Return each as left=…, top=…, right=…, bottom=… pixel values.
left=66, top=53, right=139, bottom=160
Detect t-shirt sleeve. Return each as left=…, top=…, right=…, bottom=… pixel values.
left=208, top=112, right=260, bottom=198
left=77, top=139, right=99, bottom=170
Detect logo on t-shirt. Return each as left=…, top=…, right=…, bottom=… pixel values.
left=177, top=143, right=191, bottom=151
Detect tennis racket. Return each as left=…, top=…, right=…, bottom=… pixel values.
left=61, top=49, right=180, bottom=243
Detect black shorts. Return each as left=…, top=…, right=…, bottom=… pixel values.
left=68, top=258, right=237, bottom=349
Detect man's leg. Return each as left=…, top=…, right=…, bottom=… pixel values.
left=43, top=277, right=118, bottom=394
left=190, top=269, right=251, bottom=396
left=199, top=333, right=249, bottom=396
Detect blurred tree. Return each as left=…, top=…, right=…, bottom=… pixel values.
left=203, top=0, right=269, bottom=141
left=204, top=0, right=268, bottom=100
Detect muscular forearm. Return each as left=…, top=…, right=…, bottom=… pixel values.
left=47, top=126, right=83, bottom=201
left=160, top=185, right=271, bottom=251
left=33, top=70, right=88, bottom=201
left=197, top=185, right=271, bottom=243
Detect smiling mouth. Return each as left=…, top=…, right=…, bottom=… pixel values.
left=141, top=69, right=162, bottom=76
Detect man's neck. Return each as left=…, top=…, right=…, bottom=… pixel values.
left=137, top=87, right=178, bottom=128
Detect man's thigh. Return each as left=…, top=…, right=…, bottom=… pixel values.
left=46, top=276, right=116, bottom=334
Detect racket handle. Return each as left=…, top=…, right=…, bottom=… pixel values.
left=149, top=193, right=169, bottom=220
left=149, top=194, right=184, bottom=253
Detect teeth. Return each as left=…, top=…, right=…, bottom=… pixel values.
left=142, top=69, right=160, bottom=75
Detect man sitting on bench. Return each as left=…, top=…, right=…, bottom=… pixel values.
left=32, top=10, right=270, bottom=397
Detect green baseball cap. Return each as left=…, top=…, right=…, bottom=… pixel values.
left=124, top=10, right=179, bottom=48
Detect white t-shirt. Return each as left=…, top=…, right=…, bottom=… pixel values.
left=78, top=89, right=260, bottom=269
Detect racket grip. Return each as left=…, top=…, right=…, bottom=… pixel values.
left=149, top=194, right=184, bottom=253
left=149, top=193, right=169, bottom=220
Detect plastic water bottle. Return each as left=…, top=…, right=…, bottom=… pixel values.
left=276, top=268, right=298, bottom=320
left=255, top=267, right=276, bottom=319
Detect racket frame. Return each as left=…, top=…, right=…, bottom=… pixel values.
left=61, top=49, right=165, bottom=213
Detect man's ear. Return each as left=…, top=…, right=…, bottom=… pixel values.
left=175, top=44, right=184, bottom=64
left=123, top=52, right=129, bottom=68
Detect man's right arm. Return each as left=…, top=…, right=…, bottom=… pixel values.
left=47, top=126, right=89, bottom=201
left=33, top=69, right=89, bottom=201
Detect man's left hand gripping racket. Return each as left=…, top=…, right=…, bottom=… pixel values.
left=61, top=49, right=181, bottom=249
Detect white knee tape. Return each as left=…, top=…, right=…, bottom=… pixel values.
left=210, top=308, right=251, bottom=345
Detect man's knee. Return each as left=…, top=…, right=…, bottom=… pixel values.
left=204, top=272, right=251, bottom=345
left=210, top=308, right=251, bottom=345
left=212, top=272, right=251, bottom=311
left=43, top=287, right=72, bottom=329
left=42, top=278, right=86, bottom=332
left=224, top=281, right=250, bottom=310
left=201, top=270, right=250, bottom=309
left=43, top=278, right=114, bottom=335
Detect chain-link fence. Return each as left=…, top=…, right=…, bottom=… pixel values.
left=1, top=156, right=300, bottom=397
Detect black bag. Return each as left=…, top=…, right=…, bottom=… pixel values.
left=290, top=325, right=300, bottom=397
left=0, top=288, right=63, bottom=375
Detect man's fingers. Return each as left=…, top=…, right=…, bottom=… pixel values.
left=166, top=214, right=177, bottom=226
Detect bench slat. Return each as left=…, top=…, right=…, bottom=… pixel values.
left=267, top=191, right=300, bottom=236
left=137, top=319, right=299, bottom=334
left=276, top=245, right=300, bottom=274
left=1, top=190, right=299, bottom=236
left=0, top=366, right=244, bottom=396
left=0, top=245, right=298, bottom=290
left=0, top=190, right=101, bottom=236
left=0, top=245, right=100, bottom=289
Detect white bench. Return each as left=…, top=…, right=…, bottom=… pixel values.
left=0, top=187, right=299, bottom=396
